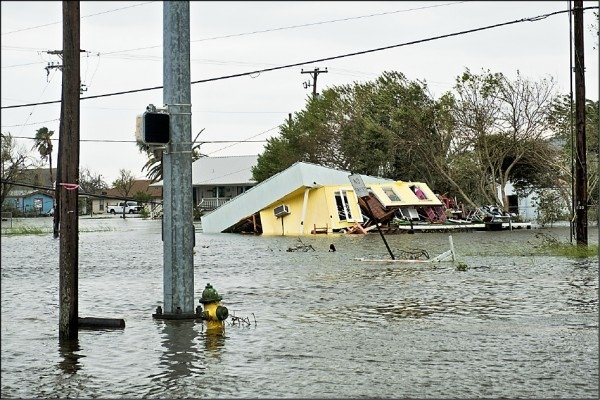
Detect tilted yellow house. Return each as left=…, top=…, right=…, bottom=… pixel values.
left=201, top=162, right=441, bottom=236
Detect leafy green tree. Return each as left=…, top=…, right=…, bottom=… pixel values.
left=253, top=72, right=448, bottom=185
left=137, top=129, right=206, bottom=183
left=548, top=96, right=599, bottom=214
left=252, top=132, right=302, bottom=182
left=452, top=69, right=557, bottom=211
left=133, top=190, right=152, bottom=218
left=534, top=188, right=569, bottom=227
left=253, top=69, right=562, bottom=214
left=32, top=127, right=54, bottom=184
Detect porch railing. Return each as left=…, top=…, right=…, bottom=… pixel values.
left=198, top=197, right=231, bottom=211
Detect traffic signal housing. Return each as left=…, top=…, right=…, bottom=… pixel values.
left=138, top=111, right=170, bottom=145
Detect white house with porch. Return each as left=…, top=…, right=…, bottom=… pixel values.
left=192, top=155, right=257, bottom=210
left=152, top=155, right=258, bottom=211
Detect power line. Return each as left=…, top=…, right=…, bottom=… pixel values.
left=1, top=45, right=50, bottom=52
left=1, top=61, right=46, bottom=69
left=2, top=6, right=597, bottom=111
left=206, top=126, right=279, bottom=155
left=0, top=1, right=156, bottom=36
left=1, top=118, right=60, bottom=128
left=16, top=68, right=59, bottom=137
left=195, top=167, right=254, bottom=185
left=190, top=1, right=469, bottom=43
left=7, top=134, right=269, bottom=144
left=100, top=1, right=468, bottom=56
left=0, top=2, right=466, bottom=58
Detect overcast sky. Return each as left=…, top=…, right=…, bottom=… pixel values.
left=1, top=1, right=598, bottom=184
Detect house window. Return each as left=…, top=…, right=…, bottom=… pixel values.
left=382, top=187, right=401, bottom=202
left=212, top=186, right=225, bottom=198
left=99, top=199, right=104, bottom=211
left=334, top=190, right=354, bottom=221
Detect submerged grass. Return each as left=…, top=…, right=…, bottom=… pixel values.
left=1, top=226, right=115, bottom=236
left=1, top=226, right=45, bottom=236
left=543, top=243, right=599, bottom=258
left=533, top=232, right=599, bottom=258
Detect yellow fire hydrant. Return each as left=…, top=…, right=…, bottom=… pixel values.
left=197, top=283, right=228, bottom=332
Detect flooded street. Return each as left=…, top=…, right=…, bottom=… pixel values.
left=1, top=216, right=598, bottom=398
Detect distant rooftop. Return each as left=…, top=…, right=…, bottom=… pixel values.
left=152, top=155, right=258, bottom=186
left=104, top=179, right=162, bottom=198
left=192, top=155, right=257, bottom=185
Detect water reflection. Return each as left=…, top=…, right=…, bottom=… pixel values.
left=155, top=320, right=205, bottom=382
left=57, top=339, right=83, bottom=374
left=201, top=330, right=226, bottom=360
left=144, top=320, right=227, bottom=397
left=566, top=261, right=599, bottom=315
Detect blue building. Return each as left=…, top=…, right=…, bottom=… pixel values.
left=4, top=189, right=54, bottom=216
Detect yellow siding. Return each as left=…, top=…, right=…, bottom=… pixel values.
left=371, top=181, right=441, bottom=207
left=260, top=185, right=364, bottom=236
left=259, top=181, right=439, bottom=236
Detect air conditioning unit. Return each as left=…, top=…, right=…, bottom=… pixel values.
left=274, top=204, right=290, bottom=218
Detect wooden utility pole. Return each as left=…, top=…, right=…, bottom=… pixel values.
left=573, top=0, right=588, bottom=246
left=301, top=67, right=328, bottom=98
left=53, top=106, right=63, bottom=239
left=58, top=0, right=81, bottom=340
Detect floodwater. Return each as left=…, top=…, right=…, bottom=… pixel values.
left=1, top=216, right=598, bottom=398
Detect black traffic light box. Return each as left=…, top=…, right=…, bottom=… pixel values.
left=143, top=112, right=170, bottom=145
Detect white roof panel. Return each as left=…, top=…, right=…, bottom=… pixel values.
left=152, top=155, right=258, bottom=186
left=192, top=155, right=258, bottom=185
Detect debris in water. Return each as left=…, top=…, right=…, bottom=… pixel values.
left=286, top=237, right=315, bottom=252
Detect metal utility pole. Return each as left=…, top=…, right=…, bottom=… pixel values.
left=162, top=1, right=195, bottom=316
left=58, top=0, right=80, bottom=341
left=301, top=67, right=328, bottom=98
left=573, top=0, right=588, bottom=246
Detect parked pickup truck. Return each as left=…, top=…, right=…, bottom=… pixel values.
left=106, top=201, right=142, bottom=214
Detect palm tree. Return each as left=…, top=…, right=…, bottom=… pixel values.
left=137, top=128, right=206, bottom=183
left=32, top=127, right=54, bottom=185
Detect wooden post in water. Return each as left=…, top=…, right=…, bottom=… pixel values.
left=349, top=174, right=395, bottom=260
left=58, top=0, right=80, bottom=341
left=573, top=0, right=588, bottom=246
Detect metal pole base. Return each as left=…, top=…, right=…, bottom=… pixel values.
left=151, top=305, right=202, bottom=320
left=152, top=313, right=202, bottom=320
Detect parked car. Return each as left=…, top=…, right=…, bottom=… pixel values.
left=45, top=208, right=54, bottom=216
left=106, top=201, right=142, bottom=214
